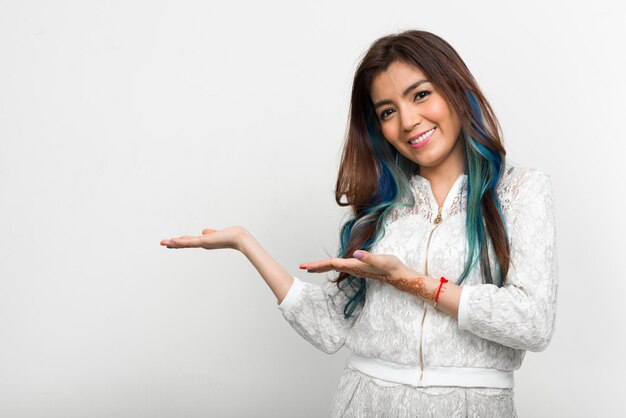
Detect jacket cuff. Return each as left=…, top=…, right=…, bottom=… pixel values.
left=457, top=285, right=474, bottom=331
left=277, top=276, right=306, bottom=312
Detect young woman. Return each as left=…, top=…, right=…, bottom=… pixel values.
left=161, top=30, right=558, bottom=417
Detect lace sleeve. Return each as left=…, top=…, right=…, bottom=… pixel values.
left=277, top=277, right=363, bottom=354
left=458, top=169, right=559, bottom=352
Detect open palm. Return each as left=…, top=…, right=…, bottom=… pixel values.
left=299, top=251, right=414, bottom=283
left=160, top=226, right=249, bottom=251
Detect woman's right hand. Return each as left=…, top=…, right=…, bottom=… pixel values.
left=160, top=226, right=250, bottom=252
left=161, top=225, right=294, bottom=304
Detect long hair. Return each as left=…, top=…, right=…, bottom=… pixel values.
left=334, top=30, right=510, bottom=318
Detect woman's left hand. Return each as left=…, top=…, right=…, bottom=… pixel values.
left=299, top=250, right=417, bottom=283
left=301, top=250, right=449, bottom=305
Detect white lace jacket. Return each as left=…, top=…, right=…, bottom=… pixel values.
left=277, top=165, right=558, bottom=379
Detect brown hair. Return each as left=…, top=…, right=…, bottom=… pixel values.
left=334, top=30, right=510, bottom=305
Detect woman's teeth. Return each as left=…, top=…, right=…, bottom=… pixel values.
left=409, top=128, right=435, bottom=144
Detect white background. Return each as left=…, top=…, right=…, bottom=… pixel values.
left=1, top=1, right=624, bottom=417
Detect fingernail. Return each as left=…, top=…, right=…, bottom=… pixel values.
left=353, top=250, right=364, bottom=259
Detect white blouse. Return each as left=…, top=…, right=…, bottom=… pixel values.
left=277, top=164, right=558, bottom=388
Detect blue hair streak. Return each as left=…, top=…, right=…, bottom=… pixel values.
left=458, top=90, right=507, bottom=286
left=337, top=105, right=416, bottom=318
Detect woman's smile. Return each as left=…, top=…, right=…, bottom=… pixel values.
left=408, top=127, right=436, bottom=147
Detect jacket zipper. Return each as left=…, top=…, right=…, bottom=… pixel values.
left=418, top=205, right=443, bottom=386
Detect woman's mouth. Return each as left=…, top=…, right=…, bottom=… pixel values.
left=408, top=128, right=436, bottom=148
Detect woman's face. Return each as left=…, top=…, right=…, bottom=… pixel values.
left=370, top=60, right=464, bottom=177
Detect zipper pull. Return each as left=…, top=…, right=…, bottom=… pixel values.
left=434, top=206, right=442, bottom=224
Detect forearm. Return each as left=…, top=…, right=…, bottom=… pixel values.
left=420, top=276, right=462, bottom=320
left=383, top=272, right=462, bottom=320
left=339, top=264, right=462, bottom=320
left=238, top=231, right=294, bottom=304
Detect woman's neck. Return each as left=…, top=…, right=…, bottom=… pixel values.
left=418, top=162, right=466, bottom=208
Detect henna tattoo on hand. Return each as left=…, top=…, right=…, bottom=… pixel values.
left=344, top=267, right=444, bottom=302
left=346, top=267, right=389, bottom=281
left=391, top=276, right=440, bottom=301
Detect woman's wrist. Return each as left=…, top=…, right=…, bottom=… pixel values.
left=386, top=271, right=441, bottom=303
left=387, top=273, right=459, bottom=318
left=234, top=227, right=254, bottom=254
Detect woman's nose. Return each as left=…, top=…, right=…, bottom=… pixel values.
left=401, top=109, right=421, bottom=132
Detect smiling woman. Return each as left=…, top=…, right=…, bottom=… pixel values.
left=161, top=30, right=557, bottom=417
left=371, top=62, right=464, bottom=172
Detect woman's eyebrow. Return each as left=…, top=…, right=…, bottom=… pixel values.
left=373, top=79, right=430, bottom=109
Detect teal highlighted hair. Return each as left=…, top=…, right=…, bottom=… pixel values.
left=459, top=90, right=508, bottom=287
left=336, top=104, right=417, bottom=318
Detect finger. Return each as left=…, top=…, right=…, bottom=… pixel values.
left=305, top=258, right=367, bottom=270
left=300, top=258, right=369, bottom=273
left=352, top=249, right=370, bottom=260
left=352, top=250, right=390, bottom=269
left=202, top=229, right=216, bottom=235
left=164, top=236, right=203, bottom=248
left=299, top=258, right=341, bottom=270
left=160, top=238, right=178, bottom=248
left=299, top=259, right=324, bottom=269
left=299, top=262, right=327, bottom=272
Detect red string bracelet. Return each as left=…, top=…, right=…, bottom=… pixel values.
left=433, top=276, right=449, bottom=309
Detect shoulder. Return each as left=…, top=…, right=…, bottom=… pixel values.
left=500, top=163, right=550, bottom=185
left=497, top=163, right=553, bottom=212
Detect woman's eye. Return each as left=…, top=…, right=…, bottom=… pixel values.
left=380, top=109, right=394, bottom=120
left=414, top=91, right=430, bottom=101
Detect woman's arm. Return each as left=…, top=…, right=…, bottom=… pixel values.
left=237, top=231, right=294, bottom=304
left=161, top=227, right=362, bottom=353
left=309, top=256, right=463, bottom=320
left=455, top=170, right=558, bottom=352
left=380, top=272, right=463, bottom=320
left=237, top=232, right=364, bottom=353
left=161, top=226, right=294, bottom=304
